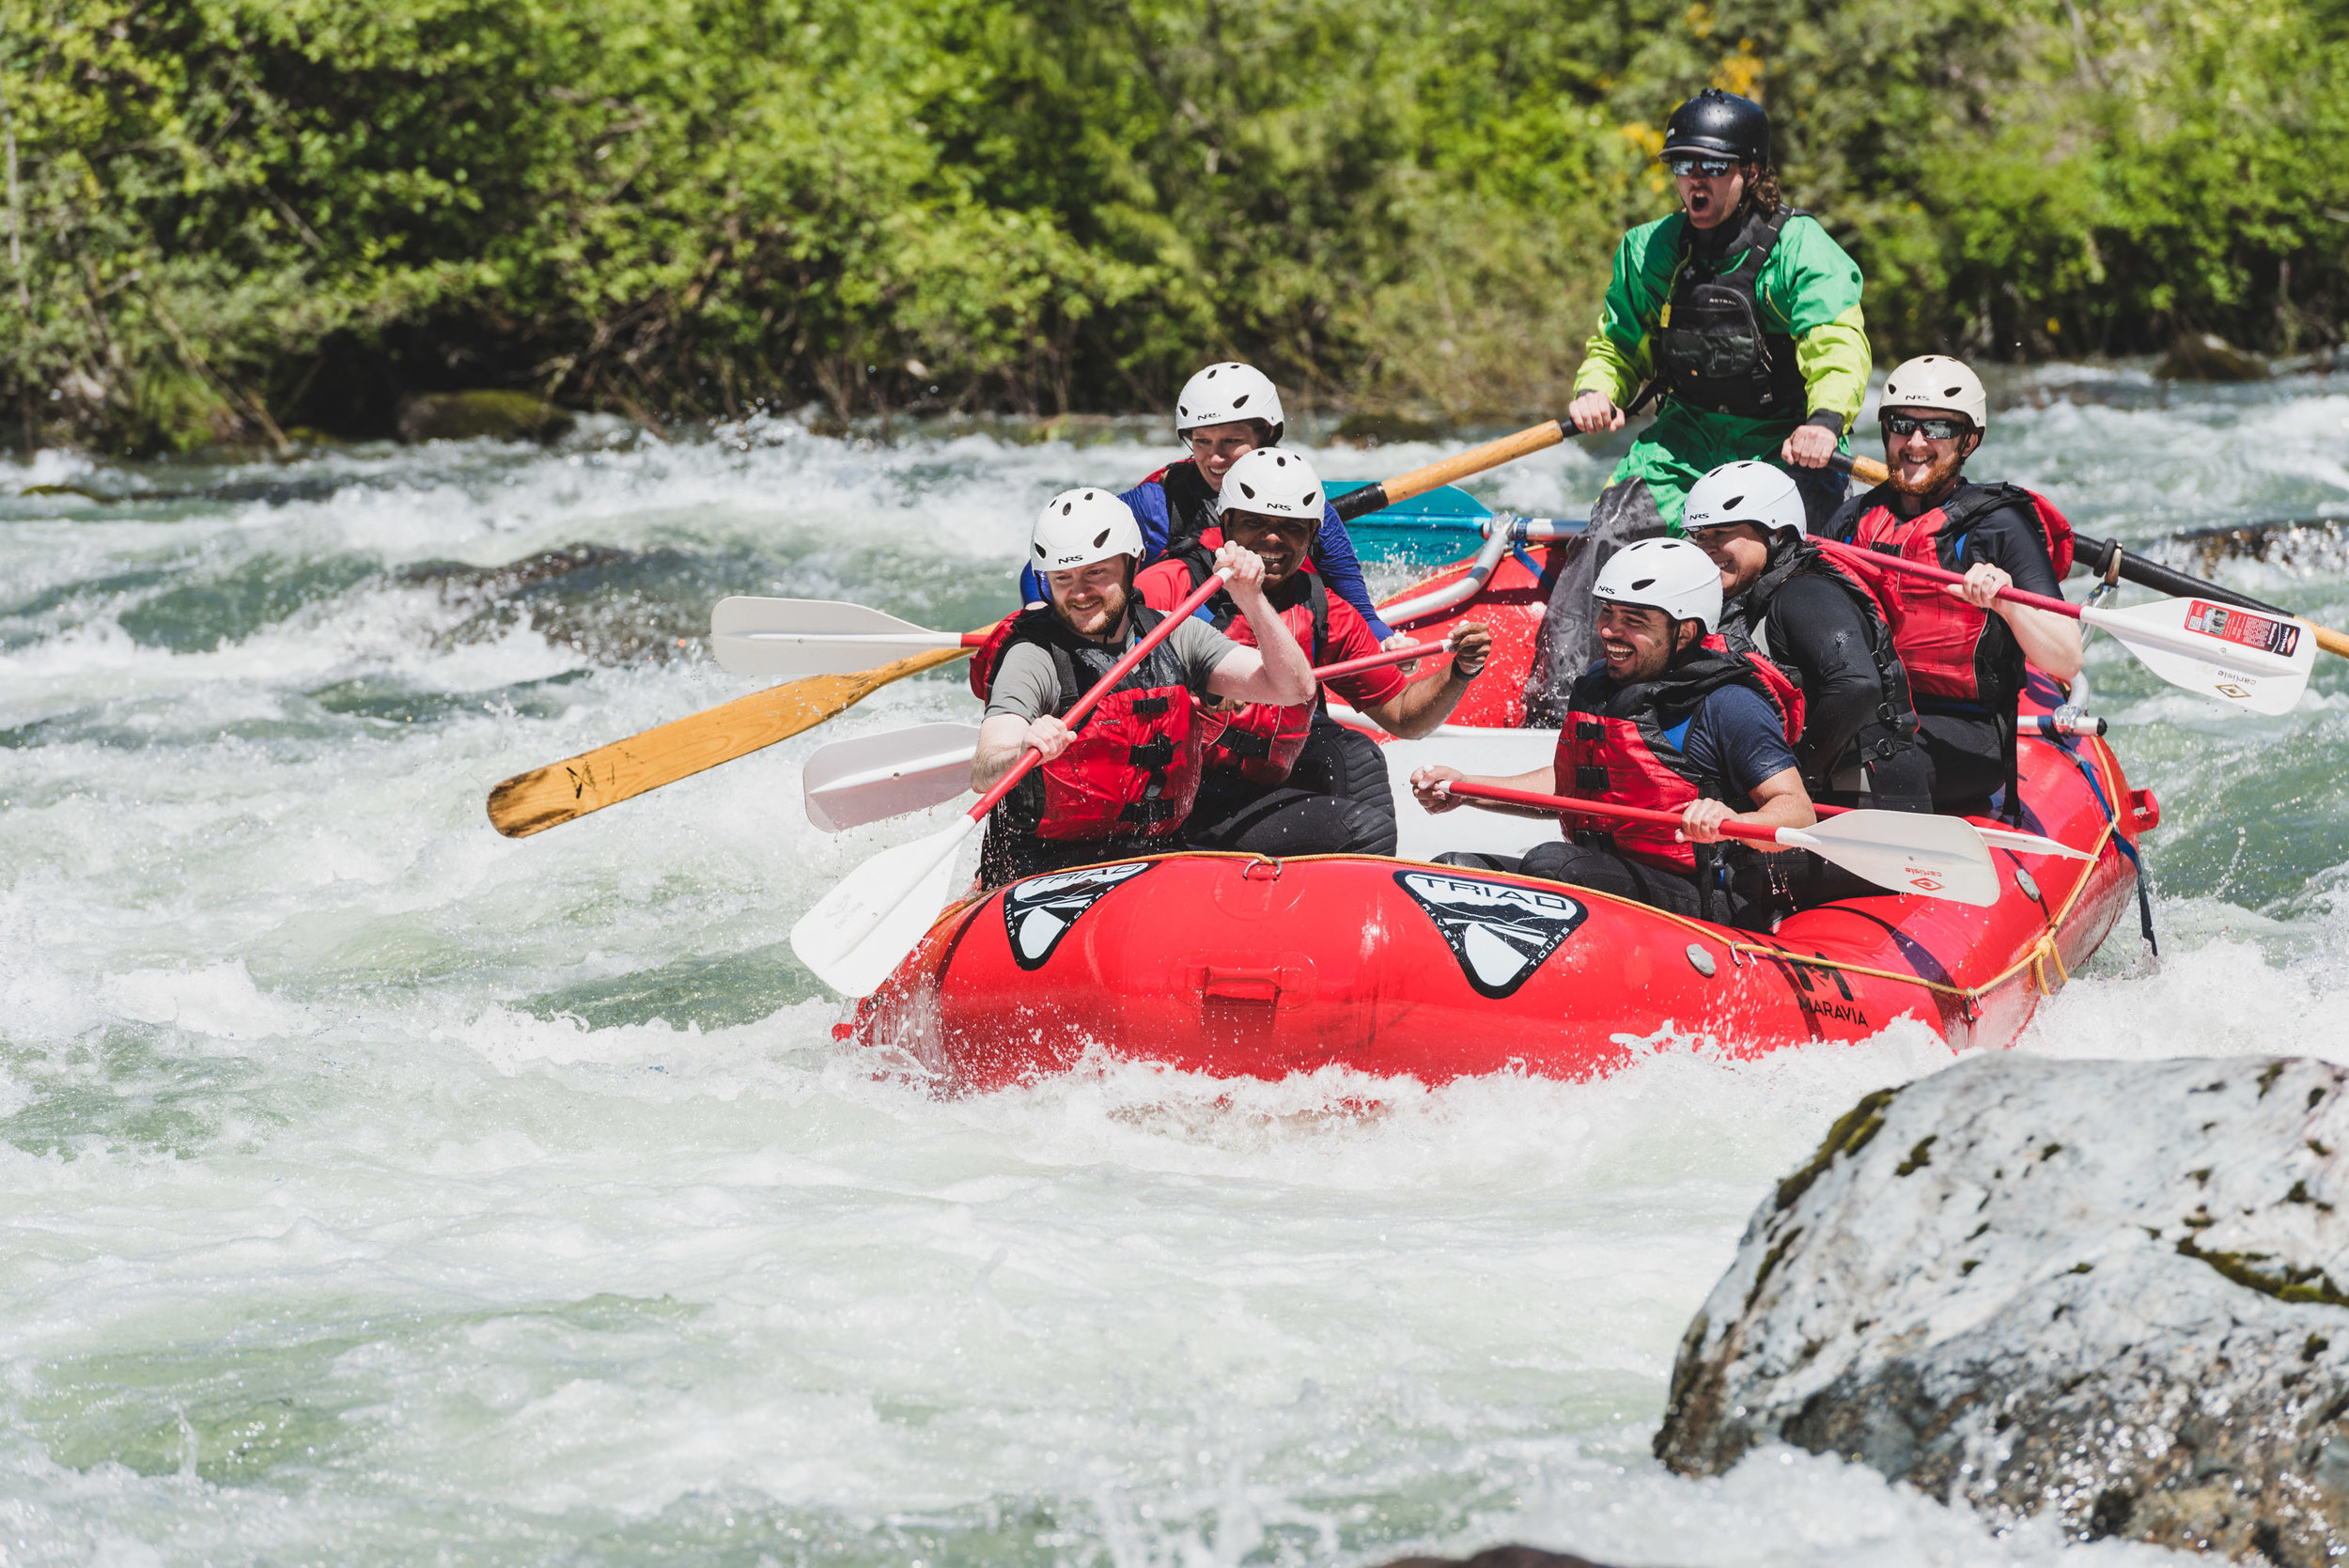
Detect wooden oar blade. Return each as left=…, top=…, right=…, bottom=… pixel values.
left=2088, top=597, right=2314, bottom=716
left=788, top=817, right=976, bottom=995
left=804, top=722, right=980, bottom=831
left=485, top=645, right=972, bottom=837
left=1785, top=810, right=2000, bottom=907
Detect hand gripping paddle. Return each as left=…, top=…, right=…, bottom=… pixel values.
left=789, top=567, right=1237, bottom=997
left=1437, top=781, right=2001, bottom=907
left=795, top=638, right=1456, bottom=831
left=1814, top=536, right=2315, bottom=716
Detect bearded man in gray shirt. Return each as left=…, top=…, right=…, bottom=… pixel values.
left=969, top=488, right=1313, bottom=886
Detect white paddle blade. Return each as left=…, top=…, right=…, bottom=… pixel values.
left=1781, top=810, right=2000, bottom=907
left=789, top=816, right=977, bottom=996
left=2085, top=597, right=2314, bottom=716
left=709, top=597, right=964, bottom=675
left=803, top=723, right=981, bottom=831
left=1971, top=824, right=2095, bottom=862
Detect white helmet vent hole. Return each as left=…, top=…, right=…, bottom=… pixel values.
left=1091, top=529, right=1110, bottom=548
left=1632, top=577, right=1657, bottom=591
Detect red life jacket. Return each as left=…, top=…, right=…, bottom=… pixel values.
left=973, top=604, right=1215, bottom=843
left=1843, top=482, right=2075, bottom=706
left=1162, top=535, right=1330, bottom=785
left=1553, top=646, right=1801, bottom=873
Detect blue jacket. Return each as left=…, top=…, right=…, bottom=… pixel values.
left=1018, top=460, right=1395, bottom=642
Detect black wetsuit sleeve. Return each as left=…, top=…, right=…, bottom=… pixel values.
left=1952, top=498, right=2061, bottom=596
left=1765, top=574, right=1885, bottom=782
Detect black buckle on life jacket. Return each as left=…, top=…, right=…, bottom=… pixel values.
left=1575, top=766, right=1610, bottom=792
left=1216, top=729, right=1273, bottom=760
left=1575, top=721, right=1604, bottom=741
left=1128, top=737, right=1175, bottom=769
left=1120, top=798, right=1183, bottom=825
left=1128, top=696, right=1171, bottom=719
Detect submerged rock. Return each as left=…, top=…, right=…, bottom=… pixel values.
left=1657, top=1054, right=2349, bottom=1563
left=2159, top=332, right=2270, bottom=382
left=1380, top=1547, right=1631, bottom=1568
left=396, top=389, right=576, bottom=444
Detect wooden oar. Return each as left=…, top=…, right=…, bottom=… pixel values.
left=1816, top=536, right=2315, bottom=715
left=485, top=644, right=975, bottom=838
left=790, top=567, right=1237, bottom=996
left=1436, top=781, right=2000, bottom=906
left=492, top=416, right=1577, bottom=840
left=798, top=638, right=1456, bottom=831
left=1330, top=419, right=1570, bottom=521
left=1829, top=451, right=2349, bottom=659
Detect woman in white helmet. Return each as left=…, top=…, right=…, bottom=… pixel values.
left=1824, top=353, right=2082, bottom=818
left=1408, top=537, right=1815, bottom=926
left=1682, top=459, right=1933, bottom=815
left=1016, top=361, right=1399, bottom=644
left=1134, top=448, right=1498, bottom=858
left=967, top=487, right=1315, bottom=886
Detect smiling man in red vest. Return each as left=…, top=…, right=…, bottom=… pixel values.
left=1825, top=354, right=2082, bottom=817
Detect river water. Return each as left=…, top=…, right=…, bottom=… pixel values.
left=3, top=370, right=2346, bottom=1567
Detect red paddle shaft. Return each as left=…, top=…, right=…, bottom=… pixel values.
left=1815, top=536, right=2081, bottom=620
left=1441, top=780, right=1785, bottom=848
left=968, top=568, right=1237, bottom=821
left=1311, top=638, right=1453, bottom=682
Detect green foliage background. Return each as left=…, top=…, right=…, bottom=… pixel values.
left=3, top=0, right=2344, bottom=450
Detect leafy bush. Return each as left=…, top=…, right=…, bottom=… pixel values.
left=2, top=0, right=2341, bottom=450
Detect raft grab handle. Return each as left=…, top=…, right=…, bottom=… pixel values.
left=1382, top=516, right=1584, bottom=626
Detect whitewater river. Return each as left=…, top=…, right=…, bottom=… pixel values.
left=3, top=370, right=2347, bottom=1566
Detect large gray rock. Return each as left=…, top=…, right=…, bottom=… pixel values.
left=1657, top=1055, right=2349, bottom=1564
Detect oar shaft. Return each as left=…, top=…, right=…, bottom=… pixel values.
left=1442, top=780, right=1781, bottom=848
left=1331, top=420, right=1567, bottom=521
left=1311, top=638, right=1451, bottom=682
left=1815, top=536, right=2083, bottom=620
left=967, top=567, right=1236, bottom=821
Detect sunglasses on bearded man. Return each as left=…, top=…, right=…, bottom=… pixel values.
left=1880, top=413, right=1973, bottom=442
left=1664, top=156, right=1741, bottom=178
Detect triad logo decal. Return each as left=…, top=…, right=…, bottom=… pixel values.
left=1393, top=870, right=1589, bottom=999
left=1002, top=862, right=1154, bottom=970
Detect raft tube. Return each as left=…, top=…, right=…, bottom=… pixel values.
left=843, top=539, right=2156, bottom=1089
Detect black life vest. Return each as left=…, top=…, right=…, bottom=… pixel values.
left=1553, top=646, right=1800, bottom=873
left=1653, top=206, right=1810, bottom=422
left=970, top=604, right=1215, bottom=843
left=1166, top=533, right=1330, bottom=785
left=1718, top=534, right=1922, bottom=787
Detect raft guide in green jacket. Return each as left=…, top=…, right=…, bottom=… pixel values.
left=1573, top=210, right=1872, bottom=529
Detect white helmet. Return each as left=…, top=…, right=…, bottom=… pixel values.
left=1174, top=362, right=1285, bottom=441
left=1218, top=448, right=1324, bottom=520
left=1880, top=354, right=1988, bottom=432
left=1681, top=460, right=1806, bottom=539
left=1594, top=536, right=1723, bottom=633
left=1031, top=488, right=1143, bottom=574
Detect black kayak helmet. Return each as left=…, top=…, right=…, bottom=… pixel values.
left=1661, top=87, right=1770, bottom=166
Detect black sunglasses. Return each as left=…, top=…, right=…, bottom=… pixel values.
left=1880, top=413, right=1972, bottom=441
left=1664, top=156, right=1740, bottom=178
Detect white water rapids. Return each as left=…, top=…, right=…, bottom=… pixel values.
left=3, top=370, right=2348, bottom=1565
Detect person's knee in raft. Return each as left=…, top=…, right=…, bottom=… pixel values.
left=1026, top=361, right=1405, bottom=646
left=1412, top=537, right=1814, bottom=920
left=1823, top=356, right=2083, bottom=813
left=1130, top=448, right=1494, bottom=857
left=1684, top=460, right=1936, bottom=814
left=970, top=489, right=1315, bottom=886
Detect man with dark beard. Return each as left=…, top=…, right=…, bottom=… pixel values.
left=1530, top=87, right=1872, bottom=722
left=1826, top=355, right=2082, bottom=817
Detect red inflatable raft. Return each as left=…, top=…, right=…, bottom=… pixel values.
left=842, top=537, right=2158, bottom=1089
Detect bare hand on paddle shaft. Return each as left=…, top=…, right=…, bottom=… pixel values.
left=1567, top=390, right=1626, bottom=435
